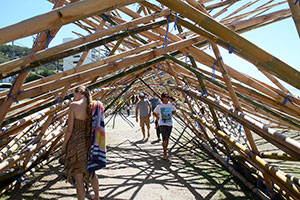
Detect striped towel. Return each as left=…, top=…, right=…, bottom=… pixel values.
left=87, top=100, right=106, bottom=173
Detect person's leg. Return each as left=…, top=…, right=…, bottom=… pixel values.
left=162, top=140, right=168, bottom=159
left=141, top=126, right=145, bottom=138
left=146, top=117, right=150, bottom=137
left=160, top=126, right=172, bottom=160
left=160, top=126, right=168, bottom=159
left=155, top=120, right=160, bottom=141
left=75, top=173, right=85, bottom=200
left=90, top=173, right=99, bottom=200
left=140, top=117, right=145, bottom=138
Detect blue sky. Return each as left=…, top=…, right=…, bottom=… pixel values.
left=0, top=0, right=299, bottom=95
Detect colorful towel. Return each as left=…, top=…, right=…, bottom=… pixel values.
left=87, top=100, right=106, bottom=173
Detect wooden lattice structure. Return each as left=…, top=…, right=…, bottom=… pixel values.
left=0, top=0, right=300, bottom=199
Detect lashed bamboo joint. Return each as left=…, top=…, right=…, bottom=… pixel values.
left=0, top=0, right=299, bottom=199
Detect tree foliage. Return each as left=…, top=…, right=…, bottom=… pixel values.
left=0, top=44, right=59, bottom=83
left=0, top=44, right=31, bottom=59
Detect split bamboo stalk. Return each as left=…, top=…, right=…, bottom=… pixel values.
left=0, top=19, right=168, bottom=79
left=288, top=0, right=300, bottom=39
left=157, top=0, right=300, bottom=89
left=5, top=95, right=56, bottom=121
left=2, top=100, right=70, bottom=136
left=0, top=125, right=34, bottom=162
left=209, top=41, right=258, bottom=154
left=142, top=5, right=300, bottom=113
left=0, top=0, right=67, bottom=128
left=221, top=1, right=256, bottom=22
left=183, top=46, right=300, bottom=115
left=200, top=144, right=270, bottom=200
left=221, top=1, right=287, bottom=25
left=177, top=86, right=300, bottom=159
left=22, top=126, right=65, bottom=169
left=229, top=9, right=291, bottom=32
left=0, top=148, right=60, bottom=196
left=14, top=36, right=202, bottom=102
left=0, top=8, right=170, bottom=76
left=141, top=6, right=296, bottom=117
left=166, top=54, right=300, bottom=130
left=182, top=108, right=300, bottom=199
left=0, top=0, right=142, bottom=45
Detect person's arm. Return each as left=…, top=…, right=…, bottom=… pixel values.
left=172, top=105, right=176, bottom=115
left=135, top=104, right=139, bottom=122
left=153, top=106, right=159, bottom=119
left=62, top=104, right=74, bottom=153
left=148, top=101, right=152, bottom=117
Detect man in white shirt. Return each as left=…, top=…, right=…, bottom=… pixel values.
left=153, top=92, right=176, bottom=161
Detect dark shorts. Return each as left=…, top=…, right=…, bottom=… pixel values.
left=159, top=125, right=172, bottom=141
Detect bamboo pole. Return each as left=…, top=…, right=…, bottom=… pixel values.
left=0, top=9, right=170, bottom=76
left=0, top=0, right=67, bottom=128
left=0, top=19, right=168, bottom=79
left=178, top=106, right=300, bottom=198
left=288, top=0, right=300, bottom=39
left=210, top=41, right=258, bottom=154
left=165, top=54, right=300, bottom=130
left=0, top=0, right=142, bottom=45
left=12, top=36, right=201, bottom=102
left=141, top=2, right=300, bottom=114
left=176, top=86, right=300, bottom=159
left=157, top=0, right=300, bottom=90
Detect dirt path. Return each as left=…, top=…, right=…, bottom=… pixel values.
left=1, top=112, right=259, bottom=200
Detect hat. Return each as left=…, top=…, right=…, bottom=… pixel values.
left=139, top=92, right=145, bottom=98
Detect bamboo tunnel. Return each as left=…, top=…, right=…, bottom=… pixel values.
left=0, top=0, right=299, bottom=199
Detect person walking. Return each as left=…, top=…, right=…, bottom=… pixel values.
left=135, top=92, right=151, bottom=139
left=126, top=103, right=131, bottom=117
left=153, top=92, right=176, bottom=161
left=61, top=86, right=101, bottom=200
left=149, top=95, right=160, bottom=141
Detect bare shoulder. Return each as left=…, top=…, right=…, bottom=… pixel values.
left=69, top=101, right=80, bottom=110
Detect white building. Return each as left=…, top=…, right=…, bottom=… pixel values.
left=62, top=38, right=99, bottom=71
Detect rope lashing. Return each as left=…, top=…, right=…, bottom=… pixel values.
left=206, top=40, right=211, bottom=49
left=33, top=112, right=44, bottom=129
left=211, top=57, right=222, bottom=80
left=174, top=12, right=178, bottom=30
left=265, top=186, right=276, bottom=200
left=20, top=66, right=30, bottom=72
left=7, top=93, right=19, bottom=103
left=197, top=85, right=201, bottom=92
left=228, top=44, right=235, bottom=54
left=246, top=150, right=253, bottom=157
left=184, top=32, right=187, bottom=39
left=43, top=31, right=54, bottom=49
left=294, top=0, right=299, bottom=5
left=201, top=91, right=207, bottom=96
left=185, top=52, right=189, bottom=64
left=283, top=94, right=293, bottom=105
left=162, top=10, right=172, bottom=54
left=1, top=127, right=8, bottom=135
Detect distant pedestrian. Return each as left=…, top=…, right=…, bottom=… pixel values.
left=126, top=103, right=131, bottom=117
left=153, top=92, right=176, bottom=161
left=135, top=92, right=151, bottom=139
